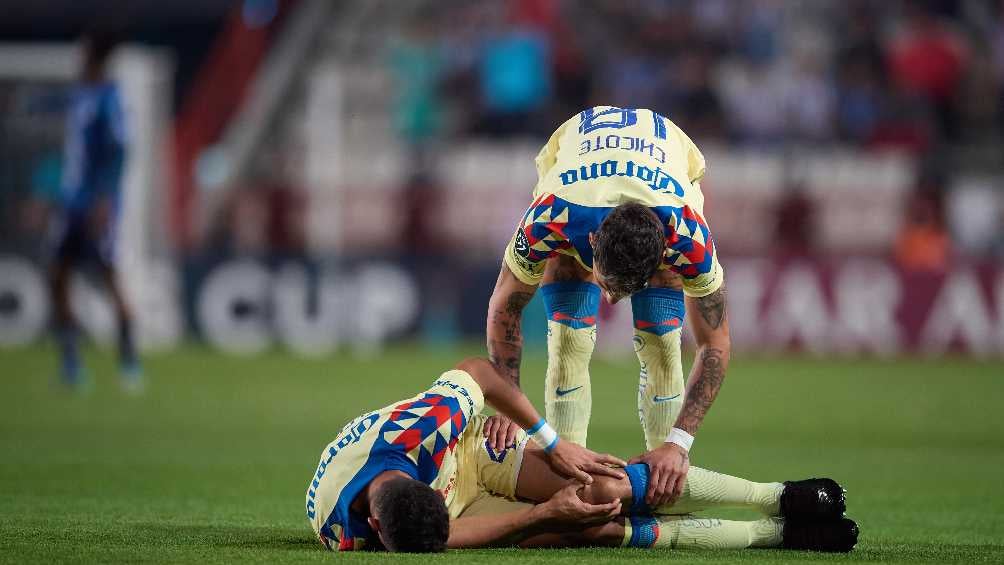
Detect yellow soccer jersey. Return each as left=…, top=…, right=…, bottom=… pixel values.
left=503, top=106, right=724, bottom=297
left=305, top=370, right=484, bottom=551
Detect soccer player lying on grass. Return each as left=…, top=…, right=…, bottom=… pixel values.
left=305, top=358, right=857, bottom=553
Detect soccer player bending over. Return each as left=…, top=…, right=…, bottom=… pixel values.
left=486, top=106, right=728, bottom=507
left=305, top=358, right=857, bottom=553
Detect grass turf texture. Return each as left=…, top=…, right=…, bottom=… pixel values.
left=1, top=344, right=1002, bottom=564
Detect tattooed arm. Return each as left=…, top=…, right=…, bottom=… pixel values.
left=676, top=284, right=730, bottom=435
left=486, top=263, right=538, bottom=387
left=482, top=263, right=538, bottom=450
left=628, top=284, right=730, bottom=507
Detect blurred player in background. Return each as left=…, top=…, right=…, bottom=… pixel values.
left=49, top=31, right=141, bottom=392
left=486, top=106, right=727, bottom=508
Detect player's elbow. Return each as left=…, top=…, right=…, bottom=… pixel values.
left=455, top=357, right=502, bottom=391
left=697, top=323, right=731, bottom=351
left=455, top=356, right=490, bottom=374
left=708, top=331, right=731, bottom=352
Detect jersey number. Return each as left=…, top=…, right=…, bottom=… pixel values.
left=577, top=107, right=668, bottom=139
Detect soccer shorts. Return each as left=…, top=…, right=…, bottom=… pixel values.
left=49, top=213, right=117, bottom=267
left=447, top=415, right=532, bottom=519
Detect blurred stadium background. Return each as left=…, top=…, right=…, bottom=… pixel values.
left=1, top=0, right=1003, bottom=563
left=2, top=0, right=1004, bottom=356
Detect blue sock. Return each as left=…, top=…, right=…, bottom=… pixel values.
left=627, top=515, right=659, bottom=548
left=56, top=324, right=81, bottom=382
left=631, top=287, right=685, bottom=336
left=625, top=463, right=651, bottom=515
left=118, top=319, right=139, bottom=371
left=540, top=281, right=600, bottom=329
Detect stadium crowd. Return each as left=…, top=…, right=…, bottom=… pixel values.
left=3, top=0, right=1004, bottom=265
left=381, top=0, right=1004, bottom=266
left=389, top=0, right=1004, bottom=153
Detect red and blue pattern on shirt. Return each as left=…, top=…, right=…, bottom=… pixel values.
left=515, top=193, right=718, bottom=282
left=380, top=393, right=468, bottom=480
left=318, top=392, right=471, bottom=551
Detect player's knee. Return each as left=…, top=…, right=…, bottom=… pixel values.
left=648, top=269, right=684, bottom=290
left=631, top=286, right=685, bottom=338
left=581, top=474, right=629, bottom=505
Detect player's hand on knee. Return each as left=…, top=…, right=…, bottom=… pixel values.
left=483, top=415, right=520, bottom=451
left=537, top=483, right=621, bottom=527
left=547, top=441, right=626, bottom=484
left=628, top=443, right=690, bottom=507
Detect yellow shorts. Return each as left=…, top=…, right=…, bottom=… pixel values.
left=447, top=415, right=533, bottom=519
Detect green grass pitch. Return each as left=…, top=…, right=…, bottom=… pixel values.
left=1, top=343, right=1003, bottom=564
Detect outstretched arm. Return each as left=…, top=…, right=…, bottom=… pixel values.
left=448, top=504, right=543, bottom=549
left=629, top=284, right=730, bottom=507
left=483, top=263, right=537, bottom=450
left=677, top=285, right=730, bottom=435
left=486, top=263, right=537, bottom=387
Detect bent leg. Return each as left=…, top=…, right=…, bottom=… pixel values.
left=633, top=270, right=686, bottom=451
left=624, top=515, right=783, bottom=549
left=655, top=467, right=782, bottom=516
left=519, top=519, right=625, bottom=548
left=626, top=463, right=783, bottom=516
left=541, top=255, right=599, bottom=446
left=514, top=446, right=631, bottom=505
left=516, top=449, right=782, bottom=516
left=520, top=515, right=782, bottom=550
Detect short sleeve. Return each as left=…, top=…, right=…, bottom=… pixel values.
left=502, top=194, right=569, bottom=286
left=427, top=369, right=485, bottom=423
left=664, top=206, right=724, bottom=297
left=682, top=130, right=706, bottom=184
left=379, top=370, right=485, bottom=482
left=503, top=227, right=547, bottom=285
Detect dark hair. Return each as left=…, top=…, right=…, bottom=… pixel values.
left=371, top=477, right=449, bottom=553
left=82, top=30, right=120, bottom=68
left=593, top=202, right=666, bottom=297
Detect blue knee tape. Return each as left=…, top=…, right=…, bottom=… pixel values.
left=541, top=281, right=600, bottom=330
left=625, top=463, right=651, bottom=515
left=631, top=287, right=685, bottom=336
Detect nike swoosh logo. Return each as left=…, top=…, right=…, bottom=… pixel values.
left=555, top=386, right=583, bottom=397
left=653, top=394, right=681, bottom=403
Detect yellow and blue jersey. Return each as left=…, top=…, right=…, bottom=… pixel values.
left=305, top=370, right=484, bottom=551
left=503, top=106, right=724, bottom=298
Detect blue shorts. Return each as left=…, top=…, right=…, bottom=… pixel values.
left=50, top=213, right=117, bottom=267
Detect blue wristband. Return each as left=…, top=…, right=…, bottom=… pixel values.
left=543, top=436, right=560, bottom=453
left=526, top=418, right=546, bottom=435
left=528, top=419, right=559, bottom=452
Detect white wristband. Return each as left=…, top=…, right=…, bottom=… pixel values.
left=527, top=418, right=560, bottom=452
left=666, top=427, right=694, bottom=452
